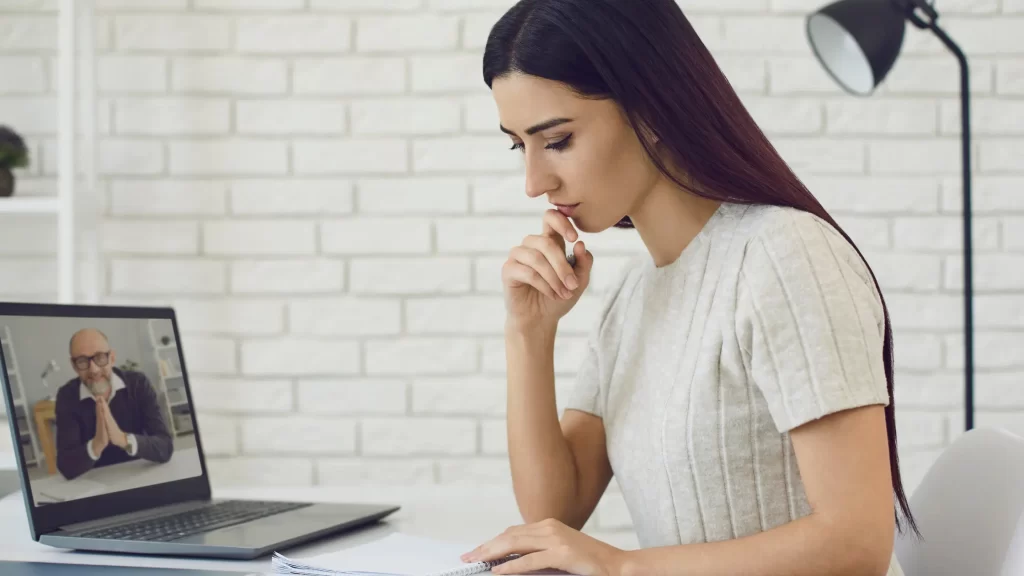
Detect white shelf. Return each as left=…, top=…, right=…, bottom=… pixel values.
left=4, top=324, right=43, bottom=471
left=8, top=0, right=103, bottom=305
left=0, top=197, right=60, bottom=214
left=148, top=319, right=191, bottom=438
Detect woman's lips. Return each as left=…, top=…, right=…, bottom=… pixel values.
left=554, top=203, right=580, bottom=217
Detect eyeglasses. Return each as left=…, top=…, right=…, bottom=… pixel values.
left=71, top=351, right=111, bottom=371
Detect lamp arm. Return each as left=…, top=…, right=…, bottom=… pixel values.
left=889, top=0, right=974, bottom=431
left=930, top=24, right=975, bottom=431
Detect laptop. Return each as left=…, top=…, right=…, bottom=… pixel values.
left=0, top=562, right=259, bottom=576
left=0, top=302, right=399, bottom=559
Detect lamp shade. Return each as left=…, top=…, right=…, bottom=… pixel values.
left=806, top=0, right=908, bottom=95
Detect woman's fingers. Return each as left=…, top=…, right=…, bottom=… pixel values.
left=502, top=208, right=581, bottom=302
left=541, top=209, right=579, bottom=245
left=468, top=534, right=551, bottom=563
left=522, top=235, right=578, bottom=292
left=503, top=260, right=561, bottom=300
left=509, top=245, right=572, bottom=299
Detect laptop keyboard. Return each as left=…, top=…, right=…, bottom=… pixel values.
left=74, top=500, right=311, bottom=542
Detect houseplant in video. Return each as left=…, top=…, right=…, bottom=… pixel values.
left=0, top=125, right=30, bottom=198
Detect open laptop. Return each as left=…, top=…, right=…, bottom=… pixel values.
left=0, top=302, right=399, bottom=559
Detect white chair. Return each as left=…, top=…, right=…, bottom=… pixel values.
left=895, top=427, right=1024, bottom=576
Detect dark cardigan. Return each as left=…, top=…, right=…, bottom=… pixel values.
left=54, top=368, right=173, bottom=481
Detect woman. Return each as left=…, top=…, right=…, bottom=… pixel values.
left=459, top=1, right=919, bottom=575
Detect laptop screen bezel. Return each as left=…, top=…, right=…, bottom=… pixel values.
left=0, top=302, right=213, bottom=538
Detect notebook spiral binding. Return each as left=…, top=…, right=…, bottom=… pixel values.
left=423, top=554, right=520, bottom=576
left=269, top=548, right=521, bottom=576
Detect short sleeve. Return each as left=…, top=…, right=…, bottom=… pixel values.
left=736, top=211, right=889, bottom=433
left=561, top=259, right=638, bottom=419
left=563, top=323, right=604, bottom=417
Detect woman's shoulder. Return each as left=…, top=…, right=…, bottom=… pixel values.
left=731, top=203, right=882, bottom=324
left=733, top=203, right=873, bottom=286
left=733, top=202, right=834, bottom=242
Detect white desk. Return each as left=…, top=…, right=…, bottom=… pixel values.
left=0, top=452, right=638, bottom=572
left=31, top=447, right=203, bottom=505
left=0, top=484, right=601, bottom=573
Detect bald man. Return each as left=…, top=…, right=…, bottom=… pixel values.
left=54, top=328, right=173, bottom=481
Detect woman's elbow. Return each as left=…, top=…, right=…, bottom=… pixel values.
left=823, top=514, right=895, bottom=576
left=856, top=544, right=895, bottom=576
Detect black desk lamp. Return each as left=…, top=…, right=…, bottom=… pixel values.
left=806, top=0, right=974, bottom=430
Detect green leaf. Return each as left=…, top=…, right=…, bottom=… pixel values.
left=11, top=150, right=29, bottom=168
left=0, top=144, right=29, bottom=169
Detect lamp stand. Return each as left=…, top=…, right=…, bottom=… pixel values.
left=903, top=0, right=973, bottom=431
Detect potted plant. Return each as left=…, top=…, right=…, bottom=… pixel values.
left=0, top=125, right=29, bottom=198
left=118, top=359, right=140, bottom=373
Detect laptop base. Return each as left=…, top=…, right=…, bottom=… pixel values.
left=40, top=501, right=399, bottom=560
left=0, top=561, right=250, bottom=576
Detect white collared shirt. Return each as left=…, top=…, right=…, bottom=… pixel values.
left=83, top=372, right=138, bottom=460
left=79, top=370, right=126, bottom=402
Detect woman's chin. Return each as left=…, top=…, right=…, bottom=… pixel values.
left=575, top=215, right=627, bottom=234
left=572, top=217, right=594, bottom=234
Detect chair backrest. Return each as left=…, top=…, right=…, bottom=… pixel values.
left=895, top=427, right=1024, bottom=576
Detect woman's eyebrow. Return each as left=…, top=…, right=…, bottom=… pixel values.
left=499, top=117, right=573, bottom=137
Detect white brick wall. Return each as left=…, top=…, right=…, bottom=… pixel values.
left=236, top=16, right=352, bottom=53
left=2, top=0, right=1022, bottom=548
left=237, top=100, right=347, bottom=135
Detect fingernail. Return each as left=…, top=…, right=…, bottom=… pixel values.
left=566, top=274, right=578, bottom=290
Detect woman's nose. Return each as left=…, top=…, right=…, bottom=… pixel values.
left=524, top=162, right=557, bottom=199
left=524, top=179, right=548, bottom=199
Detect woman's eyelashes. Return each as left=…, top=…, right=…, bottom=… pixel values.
left=548, top=134, right=573, bottom=151
left=509, top=134, right=573, bottom=153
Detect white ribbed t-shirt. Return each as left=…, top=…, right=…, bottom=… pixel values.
left=563, top=201, right=904, bottom=575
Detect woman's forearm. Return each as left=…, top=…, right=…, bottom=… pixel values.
left=619, top=513, right=892, bottom=576
left=504, top=321, right=582, bottom=526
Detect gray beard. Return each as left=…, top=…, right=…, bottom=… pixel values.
left=87, top=378, right=111, bottom=397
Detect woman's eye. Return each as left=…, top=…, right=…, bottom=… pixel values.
left=508, top=134, right=573, bottom=153
left=547, top=134, right=572, bottom=151
left=548, top=134, right=573, bottom=150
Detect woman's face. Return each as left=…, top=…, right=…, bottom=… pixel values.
left=491, top=73, right=661, bottom=234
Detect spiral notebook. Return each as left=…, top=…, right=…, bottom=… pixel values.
left=271, top=532, right=571, bottom=576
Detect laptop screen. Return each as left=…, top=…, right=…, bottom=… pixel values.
left=1, top=314, right=202, bottom=507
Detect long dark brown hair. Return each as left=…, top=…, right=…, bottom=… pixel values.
left=483, top=0, right=919, bottom=537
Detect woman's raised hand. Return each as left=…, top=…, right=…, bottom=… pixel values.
left=502, top=209, right=593, bottom=333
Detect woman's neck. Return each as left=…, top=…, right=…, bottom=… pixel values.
left=629, top=179, right=723, bottom=268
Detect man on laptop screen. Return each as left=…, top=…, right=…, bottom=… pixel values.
left=2, top=305, right=398, bottom=559
left=57, top=328, right=173, bottom=480
left=2, top=315, right=203, bottom=506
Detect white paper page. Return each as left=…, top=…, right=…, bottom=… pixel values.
left=297, top=533, right=477, bottom=575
